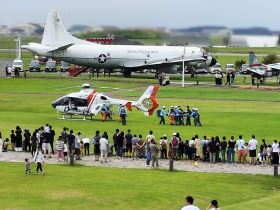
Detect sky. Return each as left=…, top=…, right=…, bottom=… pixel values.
left=1, top=0, right=280, bottom=30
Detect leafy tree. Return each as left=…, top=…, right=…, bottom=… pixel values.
left=262, top=54, right=278, bottom=64
left=235, top=59, right=246, bottom=70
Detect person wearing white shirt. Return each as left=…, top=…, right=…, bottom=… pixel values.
left=181, top=196, right=200, bottom=210
left=100, top=136, right=109, bottom=163
left=82, top=137, right=90, bottom=156
left=248, top=135, right=258, bottom=164
left=236, top=135, right=245, bottom=163
left=271, top=140, right=279, bottom=165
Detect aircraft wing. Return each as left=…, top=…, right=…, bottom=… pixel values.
left=268, top=63, right=280, bottom=71
left=240, top=67, right=266, bottom=76
left=123, top=56, right=206, bottom=68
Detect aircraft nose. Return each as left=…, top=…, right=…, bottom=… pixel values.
left=51, top=102, right=56, bottom=108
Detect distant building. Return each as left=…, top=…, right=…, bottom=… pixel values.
left=229, top=27, right=279, bottom=47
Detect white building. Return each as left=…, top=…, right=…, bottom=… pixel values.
left=230, top=34, right=279, bottom=47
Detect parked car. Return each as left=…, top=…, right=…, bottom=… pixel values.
left=210, top=63, right=222, bottom=73
left=12, top=59, right=23, bottom=72
left=45, top=60, right=57, bottom=72
left=60, top=61, right=70, bottom=72
left=225, top=64, right=236, bottom=73
left=29, top=60, right=40, bottom=72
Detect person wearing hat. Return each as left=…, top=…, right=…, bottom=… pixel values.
left=101, top=103, right=108, bottom=122
left=159, top=106, right=166, bottom=125
left=159, top=134, right=168, bottom=159
left=168, top=106, right=175, bottom=125
left=171, top=132, right=179, bottom=160
left=119, top=105, right=127, bottom=125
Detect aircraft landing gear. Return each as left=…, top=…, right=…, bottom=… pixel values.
left=123, top=69, right=131, bottom=77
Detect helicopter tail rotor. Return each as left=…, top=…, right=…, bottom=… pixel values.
left=132, top=85, right=159, bottom=116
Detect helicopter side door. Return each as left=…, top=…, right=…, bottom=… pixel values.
left=88, top=93, right=110, bottom=115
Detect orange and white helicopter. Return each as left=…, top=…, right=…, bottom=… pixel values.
left=52, top=84, right=159, bottom=120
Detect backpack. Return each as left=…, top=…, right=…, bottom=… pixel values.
left=172, top=137, right=178, bottom=147
left=120, top=108, right=126, bottom=115
left=161, top=140, right=167, bottom=148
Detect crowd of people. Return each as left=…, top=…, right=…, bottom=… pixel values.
left=1, top=125, right=280, bottom=168
left=158, top=105, right=202, bottom=126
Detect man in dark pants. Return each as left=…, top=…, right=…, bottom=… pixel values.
left=159, top=106, right=166, bottom=125
left=119, top=105, right=127, bottom=125
left=185, top=106, right=192, bottom=126
left=67, top=130, right=75, bottom=155
left=112, top=129, right=119, bottom=156
left=49, top=125, right=55, bottom=155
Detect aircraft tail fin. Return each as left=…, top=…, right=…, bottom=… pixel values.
left=42, top=9, right=94, bottom=47
left=249, top=51, right=261, bottom=66
left=132, top=85, right=159, bottom=116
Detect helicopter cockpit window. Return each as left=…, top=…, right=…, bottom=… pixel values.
left=52, top=97, right=69, bottom=107
left=70, top=98, right=87, bottom=107
left=100, top=96, right=107, bottom=100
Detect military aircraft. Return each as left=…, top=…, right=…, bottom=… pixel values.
left=241, top=51, right=280, bottom=77
left=51, top=84, right=159, bottom=120
left=22, top=10, right=216, bottom=77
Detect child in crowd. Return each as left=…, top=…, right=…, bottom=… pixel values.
left=267, top=145, right=272, bottom=163
left=80, top=141, right=84, bottom=157
left=261, top=145, right=267, bottom=166
left=33, top=147, right=45, bottom=175
left=3, top=138, right=9, bottom=152
left=243, top=143, right=249, bottom=163
left=168, top=142, right=172, bottom=158
left=25, top=158, right=31, bottom=174
left=63, top=140, right=68, bottom=162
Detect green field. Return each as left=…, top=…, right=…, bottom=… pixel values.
left=0, top=162, right=279, bottom=210
left=0, top=77, right=280, bottom=140
left=0, top=76, right=280, bottom=210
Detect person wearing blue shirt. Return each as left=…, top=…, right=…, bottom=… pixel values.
left=159, top=106, right=166, bottom=124
left=119, top=105, right=127, bottom=125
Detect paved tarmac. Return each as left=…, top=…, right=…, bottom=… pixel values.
left=0, top=151, right=276, bottom=176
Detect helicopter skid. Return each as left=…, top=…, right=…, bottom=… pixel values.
left=57, top=117, right=93, bottom=121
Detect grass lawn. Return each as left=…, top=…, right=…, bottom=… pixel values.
left=0, top=162, right=279, bottom=210
left=0, top=76, right=280, bottom=209
left=0, top=76, right=280, bottom=141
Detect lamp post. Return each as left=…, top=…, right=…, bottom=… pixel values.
left=182, top=47, right=186, bottom=88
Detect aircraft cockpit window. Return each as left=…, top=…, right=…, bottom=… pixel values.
left=70, top=98, right=87, bottom=107
left=53, top=97, right=69, bottom=106
left=100, top=96, right=107, bottom=100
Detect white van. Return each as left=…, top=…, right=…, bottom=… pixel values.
left=225, top=64, right=236, bottom=73
left=12, top=59, right=23, bottom=72
left=210, top=63, right=222, bottom=73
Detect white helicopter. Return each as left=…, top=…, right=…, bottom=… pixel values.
left=52, top=84, right=159, bottom=120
